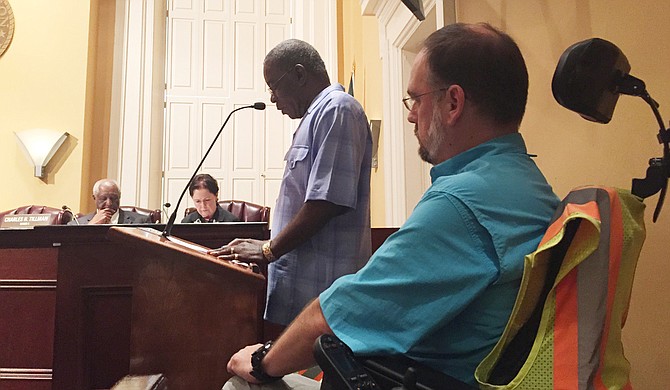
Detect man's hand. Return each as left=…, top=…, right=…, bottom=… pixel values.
left=208, top=200, right=347, bottom=265
left=227, top=343, right=263, bottom=384
left=208, top=239, right=266, bottom=264
left=226, top=300, right=332, bottom=385
left=89, top=208, right=113, bottom=224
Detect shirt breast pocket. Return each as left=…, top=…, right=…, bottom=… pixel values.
left=285, top=145, right=309, bottom=170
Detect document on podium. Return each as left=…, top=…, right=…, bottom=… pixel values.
left=148, top=228, right=260, bottom=273
left=164, top=234, right=209, bottom=254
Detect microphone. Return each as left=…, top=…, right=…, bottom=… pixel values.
left=162, top=202, right=171, bottom=223
left=162, top=102, right=266, bottom=237
left=62, top=205, right=79, bottom=225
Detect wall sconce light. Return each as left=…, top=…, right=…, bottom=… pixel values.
left=15, top=128, right=69, bottom=178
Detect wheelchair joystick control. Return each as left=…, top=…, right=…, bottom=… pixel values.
left=314, top=334, right=379, bottom=390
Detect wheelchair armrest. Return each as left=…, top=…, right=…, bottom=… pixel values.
left=314, top=334, right=476, bottom=390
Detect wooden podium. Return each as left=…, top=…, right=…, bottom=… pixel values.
left=1, top=224, right=397, bottom=390
left=0, top=222, right=268, bottom=390
left=105, top=227, right=265, bottom=389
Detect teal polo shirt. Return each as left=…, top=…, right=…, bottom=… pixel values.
left=320, top=133, right=560, bottom=386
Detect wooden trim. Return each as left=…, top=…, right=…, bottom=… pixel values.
left=0, top=368, right=52, bottom=381
left=0, top=279, right=56, bottom=289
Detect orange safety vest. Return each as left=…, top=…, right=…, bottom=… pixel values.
left=476, top=186, right=646, bottom=389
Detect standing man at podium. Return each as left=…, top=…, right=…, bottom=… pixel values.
left=211, top=39, right=372, bottom=329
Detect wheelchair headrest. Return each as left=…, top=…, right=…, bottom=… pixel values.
left=551, top=38, right=632, bottom=124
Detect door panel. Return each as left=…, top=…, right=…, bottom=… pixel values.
left=164, top=0, right=334, bottom=223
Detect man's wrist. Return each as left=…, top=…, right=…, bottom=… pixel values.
left=250, top=340, right=283, bottom=383
left=261, top=240, right=276, bottom=262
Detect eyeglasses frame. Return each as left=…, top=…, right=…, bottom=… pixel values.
left=267, top=66, right=296, bottom=96
left=402, top=88, right=447, bottom=111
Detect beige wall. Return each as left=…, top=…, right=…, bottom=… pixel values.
left=80, top=0, right=115, bottom=213
left=339, top=0, right=386, bottom=227
left=457, top=1, right=670, bottom=387
left=0, top=0, right=93, bottom=212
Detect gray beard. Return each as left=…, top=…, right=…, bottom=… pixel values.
left=418, top=144, right=431, bottom=163
left=417, top=107, right=445, bottom=165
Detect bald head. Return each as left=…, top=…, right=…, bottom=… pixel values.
left=263, top=39, right=329, bottom=82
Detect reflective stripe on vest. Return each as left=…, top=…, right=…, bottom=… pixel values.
left=476, top=186, right=645, bottom=390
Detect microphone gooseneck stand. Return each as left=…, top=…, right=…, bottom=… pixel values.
left=162, top=102, right=266, bottom=237
left=161, top=202, right=171, bottom=224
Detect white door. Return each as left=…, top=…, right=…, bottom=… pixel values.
left=163, top=0, right=337, bottom=223
left=163, top=0, right=289, bottom=222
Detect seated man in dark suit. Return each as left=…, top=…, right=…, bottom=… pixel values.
left=68, top=178, right=152, bottom=225
left=181, top=174, right=239, bottom=223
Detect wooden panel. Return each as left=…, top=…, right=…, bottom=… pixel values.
left=82, top=287, right=133, bottom=390
left=266, top=0, right=289, bottom=16
left=170, top=18, right=196, bottom=89
left=164, top=177, right=192, bottom=223
left=0, top=223, right=269, bottom=390
left=0, top=225, right=391, bottom=390
left=201, top=101, right=227, bottom=170
left=205, top=0, right=225, bottom=12
left=0, top=247, right=57, bottom=389
left=263, top=16, right=289, bottom=66
left=129, top=254, right=260, bottom=388
left=0, top=376, right=52, bottom=390
left=1, top=286, right=56, bottom=368
left=173, top=0, right=195, bottom=11
left=234, top=0, right=255, bottom=15
left=52, top=241, right=136, bottom=390
left=233, top=22, right=256, bottom=91
left=232, top=178, right=255, bottom=201
left=0, top=248, right=57, bottom=278
left=46, top=224, right=269, bottom=390
left=203, top=20, right=227, bottom=91
left=0, top=224, right=269, bottom=250
left=108, top=227, right=265, bottom=389
left=166, top=102, right=195, bottom=170
left=232, top=105, right=256, bottom=170
left=164, top=0, right=297, bottom=215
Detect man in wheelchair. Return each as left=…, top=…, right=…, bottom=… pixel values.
left=224, top=22, right=560, bottom=389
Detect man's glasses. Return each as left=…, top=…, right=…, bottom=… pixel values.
left=267, top=66, right=295, bottom=96
left=402, top=88, right=447, bottom=111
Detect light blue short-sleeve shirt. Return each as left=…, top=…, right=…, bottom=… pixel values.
left=320, top=133, right=560, bottom=385
left=266, top=84, right=372, bottom=325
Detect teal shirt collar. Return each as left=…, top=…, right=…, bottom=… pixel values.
left=430, top=133, right=529, bottom=183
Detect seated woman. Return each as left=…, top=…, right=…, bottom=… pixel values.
left=181, top=174, right=240, bottom=223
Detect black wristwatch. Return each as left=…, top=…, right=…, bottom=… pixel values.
left=250, top=340, right=284, bottom=383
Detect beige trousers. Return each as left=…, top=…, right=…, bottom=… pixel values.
left=222, top=374, right=321, bottom=390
